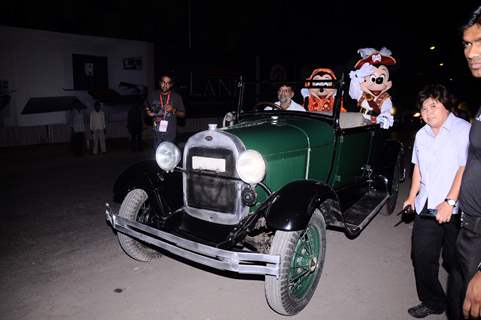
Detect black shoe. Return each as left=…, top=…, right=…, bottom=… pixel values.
left=408, top=303, right=444, bottom=318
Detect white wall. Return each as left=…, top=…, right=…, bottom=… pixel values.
left=0, top=26, right=154, bottom=127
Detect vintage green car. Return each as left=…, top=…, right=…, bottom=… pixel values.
left=105, top=76, right=404, bottom=315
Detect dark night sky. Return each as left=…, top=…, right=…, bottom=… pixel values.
left=1, top=0, right=481, bottom=111
left=1, top=1, right=476, bottom=52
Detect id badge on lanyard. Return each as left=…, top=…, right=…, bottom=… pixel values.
left=158, top=120, right=168, bottom=132
left=157, top=92, right=171, bottom=132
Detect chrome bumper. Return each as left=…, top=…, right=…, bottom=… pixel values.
left=105, top=204, right=280, bottom=277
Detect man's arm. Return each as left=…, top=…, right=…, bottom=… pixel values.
left=464, top=270, right=481, bottom=318
left=165, top=104, right=185, bottom=118
left=403, top=164, right=420, bottom=210
left=144, top=92, right=155, bottom=117
left=436, top=165, right=465, bottom=223
left=169, top=94, right=185, bottom=118
left=174, top=109, right=185, bottom=118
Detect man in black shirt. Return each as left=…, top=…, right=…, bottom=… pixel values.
left=145, top=73, right=186, bottom=148
left=458, top=5, right=481, bottom=319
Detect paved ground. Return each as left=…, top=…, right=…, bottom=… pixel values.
left=0, top=139, right=449, bottom=320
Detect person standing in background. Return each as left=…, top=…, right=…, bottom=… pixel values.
left=127, top=102, right=144, bottom=151
left=90, top=101, right=106, bottom=155
left=70, top=103, right=87, bottom=156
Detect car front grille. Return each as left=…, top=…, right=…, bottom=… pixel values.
left=185, top=147, right=238, bottom=213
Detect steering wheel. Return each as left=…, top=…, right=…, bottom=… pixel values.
left=254, top=101, right=282, bottom=111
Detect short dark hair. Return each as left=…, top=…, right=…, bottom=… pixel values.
left=462, top=5, right=481, bottom=30
left=277, top=83, right=295, bottom=91
left=417, top=84, right=457, bottom=111
left=159, top=72, right=175, bottom=85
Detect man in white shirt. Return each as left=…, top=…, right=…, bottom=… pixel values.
left=90, top=101, right=106, bottom=154
left=265, top=84, right=305, bottom=112
left=403, top=84, right=471, bottom=319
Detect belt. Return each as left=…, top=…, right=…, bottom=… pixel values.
left=460, top=211, right=481, bottom=234
left=419, top=208, right=437, bottom=218
left=359, top=106, right=377, bottom=117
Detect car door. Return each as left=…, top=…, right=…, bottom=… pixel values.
left=329, top=125, right=376, bottom=209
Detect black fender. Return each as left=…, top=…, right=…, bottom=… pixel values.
left=264, top=180, right=339, bottom=231
left=113, top=160, right=183, bottom=212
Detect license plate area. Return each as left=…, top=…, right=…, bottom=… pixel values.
left=192, top=156, right=226, bottom=173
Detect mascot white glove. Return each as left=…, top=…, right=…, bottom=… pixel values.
left=349, top=63, right=376, bottom=100
left=376, top=113, right=394, bottom=129
left=300, top=88, right=309, bottom=98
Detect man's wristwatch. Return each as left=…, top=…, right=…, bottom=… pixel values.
left=445, top=198, right=457, bottom=206
left=477, top=261, right=481, bottom=272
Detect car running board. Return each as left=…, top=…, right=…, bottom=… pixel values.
left=342, top=190, right=389, bottom=237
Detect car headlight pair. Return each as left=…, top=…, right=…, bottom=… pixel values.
left=155, top=142, right=266, bottom=184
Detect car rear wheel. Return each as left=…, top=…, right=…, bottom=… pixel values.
left=384, top=154, right=401, bottom=215
left=117, top=189, right=162, bottom=261
left=265, top=209, right=326, bottom=315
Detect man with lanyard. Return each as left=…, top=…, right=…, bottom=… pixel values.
left=145, top=73, right=185, bottom=148
left=458, top=5, right=481, bottom=319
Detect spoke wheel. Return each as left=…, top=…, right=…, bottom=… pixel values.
left=117, top=189, right=162, bottom=262
left=265, top=209, right=326, bottom=315
left=288, top=224, right=321, bottom=299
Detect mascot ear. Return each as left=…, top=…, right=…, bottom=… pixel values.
left=357, top=48, right=377, bottom=58
left=379, top=47, right=392, bottom=57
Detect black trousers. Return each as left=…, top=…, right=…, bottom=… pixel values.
left=456, top=212, right=481, bottom=314
left=129, top=131, right=143, bottom=151
left=71, top=132, right=85, bottom=156
left=412, top=213, right=463, bottom=319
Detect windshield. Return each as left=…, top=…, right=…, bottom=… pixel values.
left=238, top=78, right=344, bottom=118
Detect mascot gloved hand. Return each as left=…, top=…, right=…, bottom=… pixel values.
left=376, top=113, right=393, bottom=129
left=349, top=64, right=377, bottom=100
left=348, top=47, right=397, bottom=129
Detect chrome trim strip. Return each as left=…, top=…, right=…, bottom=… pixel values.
left=283, top=123, right=311, bottom=179
left=106, top=209, right=280, bottom=277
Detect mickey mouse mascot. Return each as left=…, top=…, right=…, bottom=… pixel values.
left=349, top=47, right=397, bottom=129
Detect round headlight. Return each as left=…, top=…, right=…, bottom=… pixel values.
left=236, top=150, right=266, bottom=184
left=155, top=142, right=181, bottom=172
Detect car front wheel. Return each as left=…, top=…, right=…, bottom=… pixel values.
left=117, top=189, right=162, bottom=262
left=265, top=209, right=326, bottom=315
